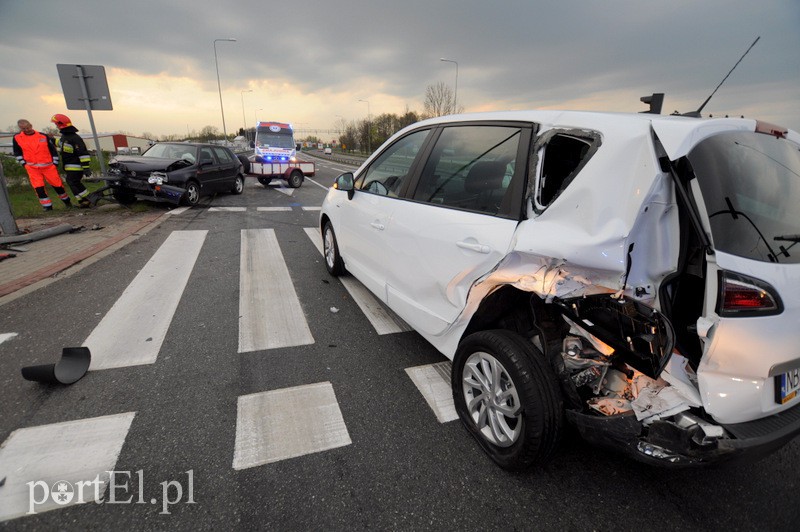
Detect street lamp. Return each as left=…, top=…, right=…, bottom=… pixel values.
left=213, top=37, right=237, bottom=144
left=440, top=57, right=458, bottom=114
left=240, top=89, right=252, bottom=142
left=358, top=99, right=370, bottom=154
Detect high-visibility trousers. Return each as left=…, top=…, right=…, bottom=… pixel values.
left=25, top=164, right=63, bottom=189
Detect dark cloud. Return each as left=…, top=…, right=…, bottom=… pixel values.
left=1, top=0, right=798, bottom=129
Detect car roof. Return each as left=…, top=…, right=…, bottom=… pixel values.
left=409, top=110, right=764, bottom=159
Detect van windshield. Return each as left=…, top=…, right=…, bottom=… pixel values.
left=688, top=131, right=800, bottom=264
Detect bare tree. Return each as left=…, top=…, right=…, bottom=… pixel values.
left=423, top=81, right=456, bottom=117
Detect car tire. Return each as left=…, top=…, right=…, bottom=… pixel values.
left=323, top=222, right=346, bottom=276
left=288, top=170, right=303, bottom=188
left=183, top=180, right=201, bottom=206
left=231, top=174, right=244, bottom=195
left=452, top=329, right=563, bottom=471
left=237, top=154, right=251, bottom=174
left=257, top=176, right=271, bottom=187
left=112, top=189, right=136, bottom=205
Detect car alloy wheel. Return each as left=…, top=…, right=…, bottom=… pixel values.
left=453, top=330, right=563, bottom=470
left=232, top=175, right=244, bottom=194
left=184, top=181, right=200, bottom=206
left=323, top=222, right=345, bottom=276
left=462, top=349, right=522, bottom=447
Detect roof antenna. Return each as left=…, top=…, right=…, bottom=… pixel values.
left=683, top=36, right=760, bottom=118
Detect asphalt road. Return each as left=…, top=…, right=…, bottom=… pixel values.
left=0, top=157, right=797, bottom=530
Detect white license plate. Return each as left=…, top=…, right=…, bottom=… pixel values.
left=775, top=367, right=800, bottom=404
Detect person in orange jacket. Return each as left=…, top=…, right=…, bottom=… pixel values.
left=12, top=119, right=72, bottom=211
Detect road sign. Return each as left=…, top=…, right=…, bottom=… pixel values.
left=56, top=64, right=113, bottom=110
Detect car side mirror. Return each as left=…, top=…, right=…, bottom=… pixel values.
left=334, top=172, right=355, bottom=200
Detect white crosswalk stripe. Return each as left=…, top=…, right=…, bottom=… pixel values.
left=239, top=228, right=314, bottom=352
left=303, top=227, right=412, bottom=335
left=208, top=207, right=246, bottom=212
left=84, top=230, right=207, bottom=370
left=233, top=382, right=351, bottom=469
left=0, top=412, right=136, bottom=521
left=405, top=362, right=458, bottom=423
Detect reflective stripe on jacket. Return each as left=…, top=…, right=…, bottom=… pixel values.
left=56, top=128, right=92, bottom=171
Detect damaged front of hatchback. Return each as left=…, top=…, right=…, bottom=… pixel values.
left=450, top=115, right=800, bottom=468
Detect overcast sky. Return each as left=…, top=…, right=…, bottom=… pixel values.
left=1, top=0, right=798, bottom=140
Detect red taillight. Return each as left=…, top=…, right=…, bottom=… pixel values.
left=718, top=271, right=782, bottom=317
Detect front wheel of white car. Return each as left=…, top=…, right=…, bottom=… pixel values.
left=453, top=330, right=563, bottom=470
left=323, top=222, right=345, bottom=276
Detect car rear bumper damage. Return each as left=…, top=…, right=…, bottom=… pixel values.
left=567, top=400, right=800, bottom=466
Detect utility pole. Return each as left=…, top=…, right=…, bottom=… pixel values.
left=0, top=160, right=20, bottom=236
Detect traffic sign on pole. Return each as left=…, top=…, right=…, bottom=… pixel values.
left=56, top=64, right=113, bottom=175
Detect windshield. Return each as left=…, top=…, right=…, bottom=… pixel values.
left=255, top=130, right=294, bottom=149
left=144, top=143, right=198, bottom=162
left=688, top=131, right=800, bottom=264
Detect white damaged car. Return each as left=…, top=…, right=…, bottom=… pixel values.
left=319, top=110, right=800, bottom=469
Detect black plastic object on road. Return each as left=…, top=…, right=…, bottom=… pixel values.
left=21, top=347, right=91, bottom=385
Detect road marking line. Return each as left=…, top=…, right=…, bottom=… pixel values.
left=0, top=412, right=136, bottom=522
left=84, top=230, right=207, bottom=370
left=233, top=382, right=351, bottom=470
left=256, top=207, right=292, bottom=212
left=304, top=177, right=329, bottom=191
left=165, top=207, right=190, bottom=216
left=303, top=228, right=411, bottom=335
left=0, top=332, right=17, bottom=345
left=209, top=207, right=246, bottom=212
left=406, top=362, right=458, bottom=423
left=239, top=229, right=314, bottom=352
left=301, top=206, right=321, bottom=211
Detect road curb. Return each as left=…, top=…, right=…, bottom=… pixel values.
left=0, top=210, right=168, bottom=302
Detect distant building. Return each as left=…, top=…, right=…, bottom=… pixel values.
left=1, top=132, right=154, bottom=156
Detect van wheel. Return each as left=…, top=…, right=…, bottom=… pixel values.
left=452, top=330, right=563, bottom=470
left=323, top=222, right=345, bottom=276
left=288, top=170, right=303, bottom=188
left=258, top=176, right=271, bottom=187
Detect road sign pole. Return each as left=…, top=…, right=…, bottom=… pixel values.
left=75, top=65, right=108, bottom=176
left=0, top=160, right=20, bottom=236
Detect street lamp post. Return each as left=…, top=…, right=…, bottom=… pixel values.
left=440, top=57, right=458, bottom=114
left=358, top=99, right=370, bottom=154
left=213, top=37, right=236, bottom=144
left=240, top=89, right=252, bottom=142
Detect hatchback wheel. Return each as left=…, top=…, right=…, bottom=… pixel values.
left=453, top=330, right=563, bottom=470
left=183, top=181, right=200, bottom=206
left=232, top=175, right=244, bottom=194
left=323, top=222, right=345, bottom=276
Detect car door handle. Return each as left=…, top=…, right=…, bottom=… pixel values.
left=457, top=241, right=491, bottom=254
left=370, top=222, right=385, bottom=231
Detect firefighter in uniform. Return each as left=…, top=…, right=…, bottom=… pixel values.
left=12, top=119, right=72, bottom=211
left=51, top=113, right=93, bottom=208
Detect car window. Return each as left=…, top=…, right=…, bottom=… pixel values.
left=412, top=125, right=522, bottom=216
left=199, top=147, right=216, bottom=165
left=688, top=131, right=800, bottom=264
left=533, top=132, right=596, bottom=212
left=212, top=147, right=234, bottom=164
left=356, top=129, right=430, bottom=197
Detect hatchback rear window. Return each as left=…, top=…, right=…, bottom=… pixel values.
left=688, top=131, right=800, bottom=264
